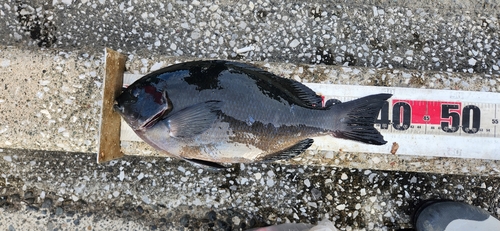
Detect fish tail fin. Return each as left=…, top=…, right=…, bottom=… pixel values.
left=331, top=93, right=392, bottom=145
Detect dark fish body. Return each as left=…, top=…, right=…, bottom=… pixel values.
left=114, top=60, right=391, bottom=166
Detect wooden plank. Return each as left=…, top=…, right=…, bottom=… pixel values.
left=97, top=48, right=126, bottom=163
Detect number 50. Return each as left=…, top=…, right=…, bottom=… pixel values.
left=441, top=104, right=481, bottom=134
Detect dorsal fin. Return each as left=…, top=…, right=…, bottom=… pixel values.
left=226, top=62, right=332, bottom=109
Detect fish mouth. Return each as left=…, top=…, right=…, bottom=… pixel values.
left=113, top=101, right=124, bottom=114
left=140, top=106, right=169, bottom=130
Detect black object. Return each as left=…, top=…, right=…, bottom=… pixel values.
left=411, top=200, right=500, bottom=231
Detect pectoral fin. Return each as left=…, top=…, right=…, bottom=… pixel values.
left=167, top=100, right=223, bottom=138
left=259, top=138, right=314, bottom=162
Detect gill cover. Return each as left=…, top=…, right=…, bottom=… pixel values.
left=114, top=79, right=170, bottom=130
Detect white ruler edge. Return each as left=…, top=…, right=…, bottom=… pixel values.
left=120, top=74, right=500, bottom=160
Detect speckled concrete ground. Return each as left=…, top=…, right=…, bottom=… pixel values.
left=1, top=0, right=500, bottom=230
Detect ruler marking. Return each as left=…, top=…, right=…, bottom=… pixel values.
left=425, top=101, right=428, bottom=135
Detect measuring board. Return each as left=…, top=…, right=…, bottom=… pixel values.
left=120, top=74, right=500, bottom=161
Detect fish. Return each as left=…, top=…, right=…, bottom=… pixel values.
left=114, top=60, right=391, bottom=168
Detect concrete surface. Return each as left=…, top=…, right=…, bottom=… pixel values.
left=1, top=0, right=500, bottom=230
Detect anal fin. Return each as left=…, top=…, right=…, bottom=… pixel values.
left=260, top=138, right=314, bottom=163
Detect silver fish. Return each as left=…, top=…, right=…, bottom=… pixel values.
left=114, top=61, right=391, bottom=168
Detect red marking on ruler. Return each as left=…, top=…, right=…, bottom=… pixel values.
left=392, top=100, right=462, bottom=125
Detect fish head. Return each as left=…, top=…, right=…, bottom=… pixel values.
left=114, top=80, right=171, bottom=131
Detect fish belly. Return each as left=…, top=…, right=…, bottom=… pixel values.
left=142, top=117, right=320, bottom=163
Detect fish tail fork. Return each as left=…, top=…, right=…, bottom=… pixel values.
left=331, top=93, right=392, bottom=145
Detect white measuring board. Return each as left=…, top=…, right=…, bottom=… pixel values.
left=120, top=74, right=500, bottom=160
